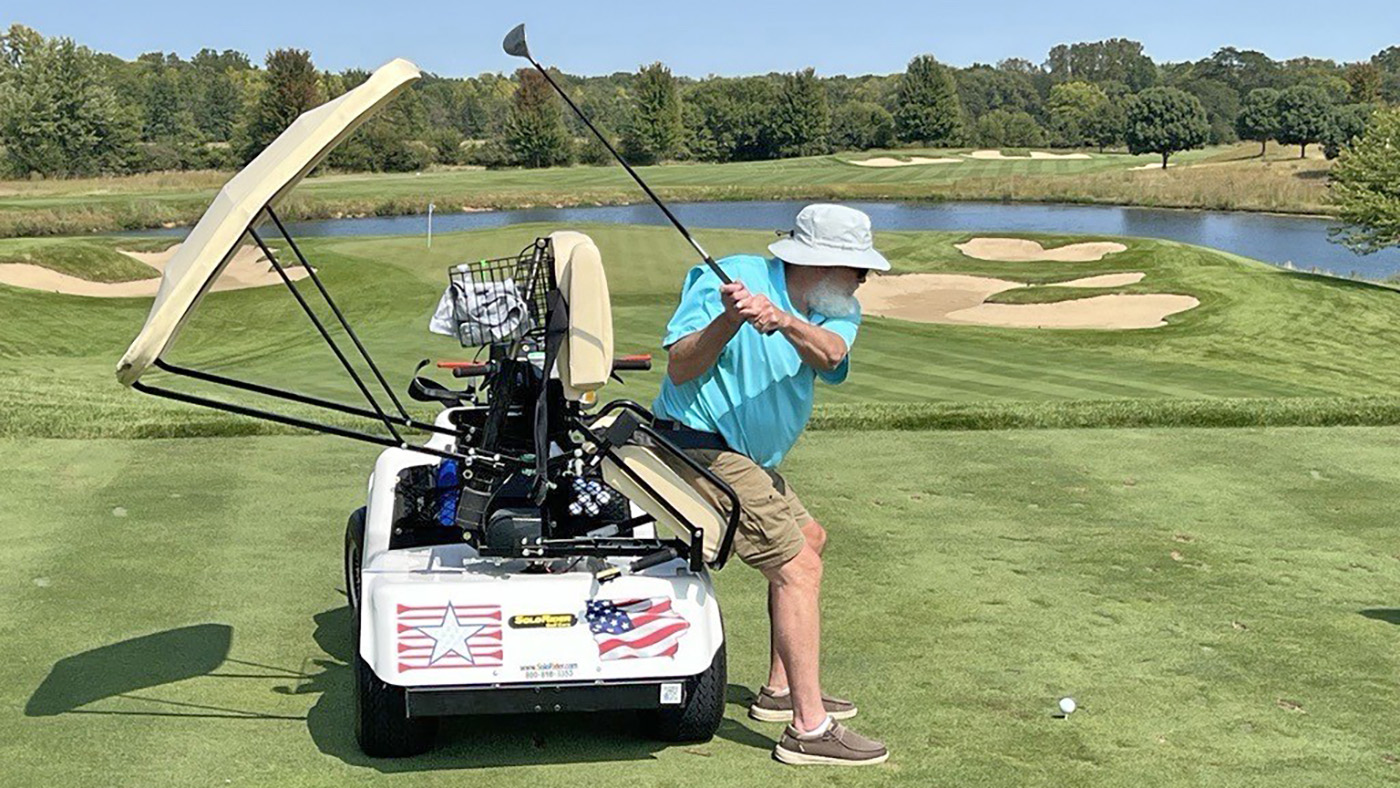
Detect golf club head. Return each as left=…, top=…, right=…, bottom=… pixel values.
left=503, top=24, right=530, bottom=60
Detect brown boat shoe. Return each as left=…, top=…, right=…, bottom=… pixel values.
left=774, top=720, right=889, bottom=766
left=748, top=686, right=858, bottom=722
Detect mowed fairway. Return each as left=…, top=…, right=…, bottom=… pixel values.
left=4, top=427, right=1400, bottom=786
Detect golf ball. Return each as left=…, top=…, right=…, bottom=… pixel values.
left=1058, top=697, right=1077, bottom=715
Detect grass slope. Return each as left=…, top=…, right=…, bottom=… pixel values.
left=2, top=224, right=1400, bottom=438
left=0, top=237, right=164, bottom=283
left=3, top=426, right=1400, bottom=786
left=0, top=142, right=1327, bottom=238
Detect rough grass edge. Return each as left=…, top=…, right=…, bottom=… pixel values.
left=10, top=396, right=1400, bottom=440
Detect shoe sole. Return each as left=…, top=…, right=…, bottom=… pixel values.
left=773, top=746, right=889, bottom=766
left=748, top=705, right=858, bottom=723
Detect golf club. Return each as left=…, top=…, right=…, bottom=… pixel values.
left=503, top=23, right=733, bottom=285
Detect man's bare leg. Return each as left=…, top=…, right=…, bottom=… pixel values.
left=768, top=520, right=826, bottom=692
left=763, top=542, right=825, bottom=732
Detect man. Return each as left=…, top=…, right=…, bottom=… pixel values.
left=652, top=204, right=889, bottom=766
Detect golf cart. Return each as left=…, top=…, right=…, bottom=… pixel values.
left=116, top=38, right=745, bottom=757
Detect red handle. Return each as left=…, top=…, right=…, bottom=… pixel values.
left=437, top=360, right=491, bottom=378
left=612, top=353, right=652, bottom=371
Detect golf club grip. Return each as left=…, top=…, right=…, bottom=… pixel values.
left=631, top=547, right=678, bottom=572
left=525, top=56, right=732, bottom=286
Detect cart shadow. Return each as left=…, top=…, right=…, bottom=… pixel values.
left=297, top=605, right=774, bottom=771
left=1360, top=608, right=1400, bottom=625
left=25, top=623, right=305, bottom=720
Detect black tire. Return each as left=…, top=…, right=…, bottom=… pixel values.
left=352, top=603, right=439, bottom=757
left=345, top=508, right=366, bottom=611
left=648, top=642, right=727, bottom=742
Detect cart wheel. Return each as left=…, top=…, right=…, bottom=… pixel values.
left=344, top=508, right=365, bottom=610
left=648, top=642, right=726, bottom=742
left=352, top=606, right=439, bottom=757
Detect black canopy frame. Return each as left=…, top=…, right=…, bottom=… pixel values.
left=130, top=205, right=480, bottom=464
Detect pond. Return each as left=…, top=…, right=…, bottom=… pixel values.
left=133, top=200, right=1400, bottom=280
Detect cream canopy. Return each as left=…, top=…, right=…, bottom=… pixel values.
left=116, top=58, right=421, bottom=387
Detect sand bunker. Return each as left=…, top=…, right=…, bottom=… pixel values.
left=858, top=271, right=1196, bottom=330
left=1129, top=161, right=1174, bottom=170
left=955, top=237, right=1128, bottom=262
left=0, top=244, right=308, bottom=298
left=966, top=150, right=1092, bottom=161
left=849, top=156, right=963, bottom=168
left=945, top=294, right=1200, bottom=329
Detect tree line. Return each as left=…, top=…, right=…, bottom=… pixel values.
left=1, top=23, right=1398, bottom=178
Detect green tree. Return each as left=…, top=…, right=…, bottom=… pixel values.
left=144, top=64, right=197, bottom=142
left=954, top=64, right=1041, bottom=120
left=1180, top=78, right=1240, bottom=145
left=894, top=55, right=962, bottom=145
left=1274, top=84, right=1332, bottom=158
left=1194, top=47, right=1278, bottom=95
left=684, top=76, right=777, bottom=161
left=1046, top=81, right=1107, bottom=147
left=1083, top=99, right=1127, bottom=150
left=504, top=68, right=570, bottom=168
left=1124, top=87, right=1209, bottom=169
left=191, top=48, right=250, bottom=143
left=765, top=68, right=830, bottom=158
left=1344, top=62, right=1382, bottom=103
left=0, top=24, right=139, bottom=176
left=1045, top=39, right=1157, bottom=91
left=830, top=102, right=895, bottom=150
left=620, top=62, right=681, bottom=165
left=1330, top=107, right=1400, bottom=254
left=1322, top=103, right=1374, bottom=160
left=239, top=48, right=319, bottom=163
left=1235, top=88, right=1280, bottom=156
left=974, top=108, right=1046, bottom=147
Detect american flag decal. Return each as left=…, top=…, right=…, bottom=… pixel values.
left=586, top=597, right=690, bottom=661
left=396, top=602, right=503, bottom=672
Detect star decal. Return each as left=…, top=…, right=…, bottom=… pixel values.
left=412, top=602, right=487, bottom=665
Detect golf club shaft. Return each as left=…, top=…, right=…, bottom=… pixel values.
left=523, top=56, right=732, bottom=285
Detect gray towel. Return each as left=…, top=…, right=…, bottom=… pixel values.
left=429, top=278, right=532, bottom=346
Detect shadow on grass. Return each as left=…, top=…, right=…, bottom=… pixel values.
left=25, top=623, right=305, bottom=720
left=1360, top=609, right=1400, bottom=625
left=293, top=605, right=774, bottom=772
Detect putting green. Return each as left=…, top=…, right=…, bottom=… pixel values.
left=4, top=426, right=1399, bottom=786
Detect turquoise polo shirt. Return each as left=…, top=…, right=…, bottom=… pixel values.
left=652, top=255, right=859, bottom=468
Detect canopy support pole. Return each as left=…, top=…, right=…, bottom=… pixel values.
left=264, top=207, right=414, bottom=423
left=247, top=226, right=405, bottom=445
left=131, top=378, right=474, bottom=463
left=152, top=358, right=464, bottom=438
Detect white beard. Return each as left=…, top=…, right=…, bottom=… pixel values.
left=806, top=278, right=860, bottom=318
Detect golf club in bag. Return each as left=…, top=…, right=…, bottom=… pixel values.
left=503, top=24, right=733, bottom=286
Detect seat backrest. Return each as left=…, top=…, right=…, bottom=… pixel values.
left=547, top=231, right=613, bottom=401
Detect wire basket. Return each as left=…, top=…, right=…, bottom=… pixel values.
left=445, top=239, right=553, bottom=348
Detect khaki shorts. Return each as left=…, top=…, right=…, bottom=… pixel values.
left=661, top=448, right=813, bottom=573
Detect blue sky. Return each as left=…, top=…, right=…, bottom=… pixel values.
left=7, top=0, right=1398, bottom=77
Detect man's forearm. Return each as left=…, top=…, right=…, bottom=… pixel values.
left=778, top=317, right=848, bottom=372
left=667, top=312, right=743, bottom=384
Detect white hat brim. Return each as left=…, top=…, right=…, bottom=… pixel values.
left=768, top=238, right=891, bottom=271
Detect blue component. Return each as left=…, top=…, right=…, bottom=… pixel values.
left=435, top=459, right=460, bottom=527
